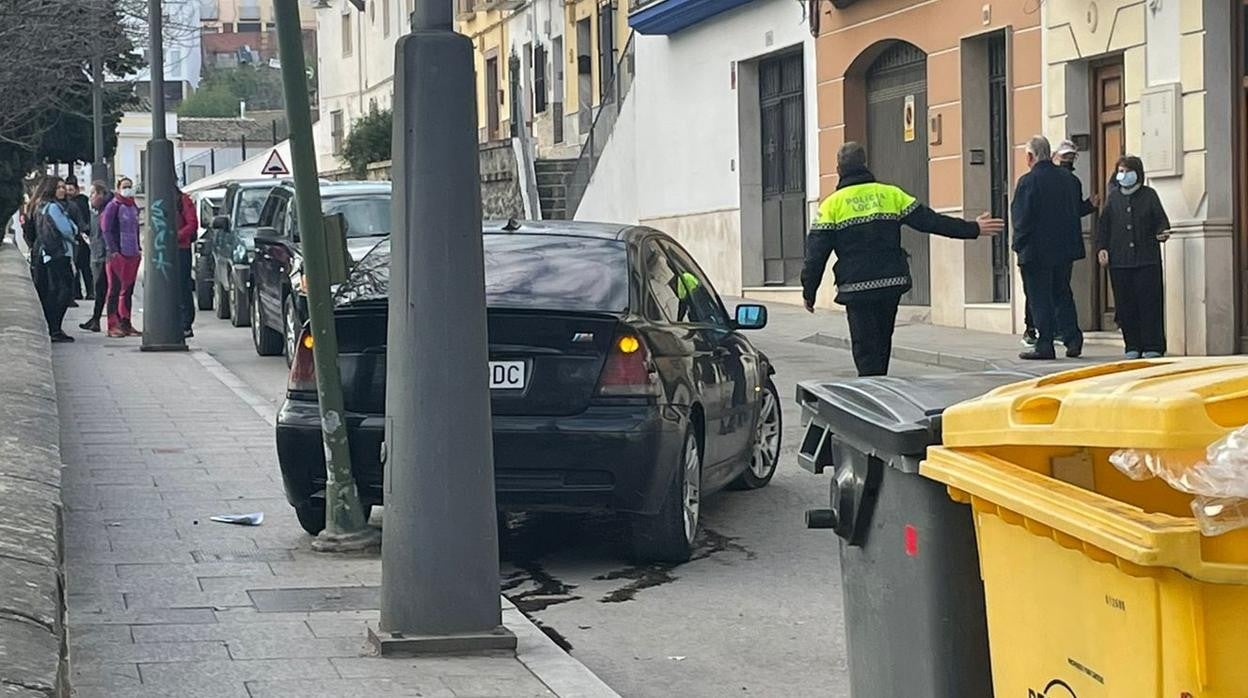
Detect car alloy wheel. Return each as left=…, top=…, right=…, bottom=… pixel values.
left=682, top=432, right=700, bottom=544
left=750, top=386, right=781, bottom=479
left=284, top=296, right=298, bottom=365
left=250, top=292, right=263, bottom=349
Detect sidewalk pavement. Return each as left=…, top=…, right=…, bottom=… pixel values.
left=728, top=297, right=1126, bottom=372
left=55, top=330, right=616, bottom=697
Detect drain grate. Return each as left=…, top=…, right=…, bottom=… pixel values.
left=191, top=549, right=295, bottom=563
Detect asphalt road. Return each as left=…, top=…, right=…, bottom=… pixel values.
left=182, top=302, right=946, bottom=698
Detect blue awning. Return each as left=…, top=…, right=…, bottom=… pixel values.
left=629, top=0, right=756, bottom=35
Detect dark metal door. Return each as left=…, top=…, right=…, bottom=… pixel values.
left=598, top=6, right=615, bottom=100
left=486, top=56, right=500, bottom=140
left=988, top=34, right=1011, bottom=303
left=760, top=50, right=807, bottom=286
left=866, top=42, right=930, bottom=306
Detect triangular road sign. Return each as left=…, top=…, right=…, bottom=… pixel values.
left=261, top=150, right=290, bottom=176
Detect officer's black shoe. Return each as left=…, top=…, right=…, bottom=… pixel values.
left=1065, top=337, right=1084, bottom=359
left=1019, top=348, right=1057, bottom=361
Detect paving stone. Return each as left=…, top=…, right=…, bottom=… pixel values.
left=442, top=675, right=556, bottom=697
left=332, top=654, right=533, bottom=680
left=70, top=607, right=219, bottom=627
left=72, top=640, right=230, bottom=663
left=70, top=660, right=141, bottom=690
left=114, top=562, right=274, bottom=580
left=248, top=586, right=381, bottom=613
left=68, top=624, right=133, bottom=646
left=224, top=636, right=370, bottom=660
left=135, top=657, right=338, bottom=684
left=244, top=677, right=456, bottom=698
left=121, top=589, right=255, bottom=610
left=131, top=621, right=316, bottom=644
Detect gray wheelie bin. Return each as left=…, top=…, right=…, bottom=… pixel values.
left=799, top=372, right=1034, bottom=698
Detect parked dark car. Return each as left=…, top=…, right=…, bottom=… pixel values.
left=207, top=179, right=283, bottom=327
left=275, top=221, right=782, bottom=562
left=192, top=188, right=226, bottom=311
left=250, top=181, right=392, bottom=362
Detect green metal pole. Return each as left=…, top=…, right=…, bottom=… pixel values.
left=274, top=0, right=376, bottom=549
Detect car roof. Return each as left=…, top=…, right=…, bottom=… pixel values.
left=269, top=180, right=391, bottom=197
left=481, top=219, right=636, bottom=241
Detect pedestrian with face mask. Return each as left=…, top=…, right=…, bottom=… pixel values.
left=1012, top=135, right=1085, bottom=361
left=1096, top=155, right=1171, bottom=358
left=102, top=177, right=143, bottom=338
left=1020, top=139, right=1100, bottom=348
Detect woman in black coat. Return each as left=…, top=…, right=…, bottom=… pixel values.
left=1095, top=155, right=1170, bottom=358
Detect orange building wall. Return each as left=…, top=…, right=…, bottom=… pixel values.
left=813, top=0, right=1042, bottom=207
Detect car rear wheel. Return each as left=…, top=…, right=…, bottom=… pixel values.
left=283, top=295, right=299, bottom=367
left=195, top=268, right=214, bottom=311
left=214, top=280, right=230, bottom=319
left=730, top=378, right=782, bottom=490
left=252, top=291, right=283, bottom=356
left=294, top=499, right=326, bottom=536
left=229, top=280, right=250, bottom=328
left=631, top=426, right=700, bottom=563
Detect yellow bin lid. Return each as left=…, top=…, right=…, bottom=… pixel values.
left=942, top=357, right=1248, bottom=450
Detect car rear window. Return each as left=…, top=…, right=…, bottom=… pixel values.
left=325, top=196, right=390, bottom=239
left=336, top=234, right=629, bottom=313
left=235, top=187, right=273, bottom=226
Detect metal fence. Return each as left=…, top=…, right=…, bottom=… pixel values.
left=564, top=32, right=636, bottom=219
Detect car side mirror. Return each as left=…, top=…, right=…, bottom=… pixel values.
left=212, top=215, right=230, bottom=231
left=734, top=304, right=768, bottom=330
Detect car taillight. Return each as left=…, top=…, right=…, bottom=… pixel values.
left=597, top=333, right=659, bottom=397
left=287, top=329, right=317, bottom=393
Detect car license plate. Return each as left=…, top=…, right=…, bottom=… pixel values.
left=489, top=361, right=526, bottom=390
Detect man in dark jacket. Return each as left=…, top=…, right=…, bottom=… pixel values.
left=1012, top=135, right=1085, bottom=360
left=64, top=175, right=93, bottom=301
left=802, top=141, right=1004, bottom=376
left=1021, top=139, right=1099, bottom=347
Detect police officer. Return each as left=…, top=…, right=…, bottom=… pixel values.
left=802, top=142, right=1004, bottom=376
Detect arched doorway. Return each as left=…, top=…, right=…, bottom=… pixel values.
left=865, top=42, right=929, bottom=306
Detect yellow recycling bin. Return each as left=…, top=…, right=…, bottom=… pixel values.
left=921, top=358, right=1248, bottom=698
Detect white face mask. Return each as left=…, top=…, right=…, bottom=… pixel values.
left=120, top=187, right=135, bottom=198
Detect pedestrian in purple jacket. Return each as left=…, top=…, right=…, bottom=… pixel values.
left=101, top=178, right=142, bottom=337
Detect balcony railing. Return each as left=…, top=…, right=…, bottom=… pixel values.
left=564, top=31, right=635, bottom=219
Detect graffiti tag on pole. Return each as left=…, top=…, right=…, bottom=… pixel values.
left=150, top=198, right=173, bottom=279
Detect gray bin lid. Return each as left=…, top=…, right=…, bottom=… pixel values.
left=798, top=371, right=1036, bottom=457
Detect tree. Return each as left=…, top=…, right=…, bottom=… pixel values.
left=177, top=84, right=241, bottom=118
left=342, top=108, right=393, bottom=177
left=0, top=0, right=141, bottom=222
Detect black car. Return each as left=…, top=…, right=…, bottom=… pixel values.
left=207, top=179, right=283, bottom=327
left=250, top=181, right=392, bottom=362
left=275, top=221, right=782, bottom=563
left=192, top=188, right=226, bottom=311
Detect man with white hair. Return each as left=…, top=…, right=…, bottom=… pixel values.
left=1011, top=135, right=1085, bottom=361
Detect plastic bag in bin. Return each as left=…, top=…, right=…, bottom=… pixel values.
left=1111, top=426, right=1248, bottom=536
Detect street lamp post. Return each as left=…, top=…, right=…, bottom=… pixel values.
left=369, top=0, right=514, bottom=654
left=91, top=53, right=110, bottom=188
left=140, top=0, right=187, bottom=352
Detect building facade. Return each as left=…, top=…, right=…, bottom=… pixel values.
left=806, top=0, right=1042, bottom=332
left=199, top=0, right=317, bottom=68
left=574, top=0, right=819, bottom=298
left=1042, top=0, right=1237, bottom=356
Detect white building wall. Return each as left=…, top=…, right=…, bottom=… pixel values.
left=575, top=93, right=638, bottom=224
left=115, top=112, right=181, bottom=191
left=314, top=0, right=402, bottom=172
left=575, top=0, right=817, bottom=296
left=133, top=0, right=203, bottom=90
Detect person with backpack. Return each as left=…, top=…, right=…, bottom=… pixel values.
left=101, top=177, right=142, bottom=338
left=79, top=182, right=113, bottom=333
left=28, top=177, right=78, bottom=342
left=176, top=187, right=198, bottom=338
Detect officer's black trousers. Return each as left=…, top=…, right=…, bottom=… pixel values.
left=845, top=294, right=901, bottom=377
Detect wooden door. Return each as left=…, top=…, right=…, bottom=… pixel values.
left=866, top=42, right=930, bottom=306
left=485, top=55, right=500, bottom=140
left=1091, top=59, right=1125, bottom=329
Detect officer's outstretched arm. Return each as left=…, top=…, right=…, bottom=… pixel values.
left=900, top=200, right=980, bottom=240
